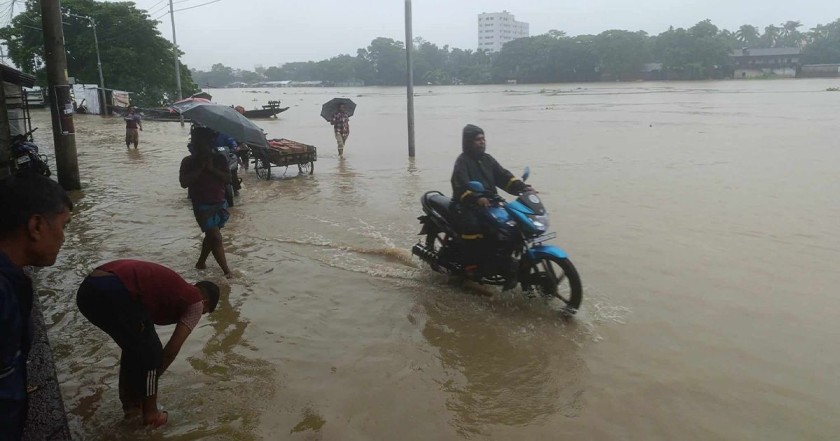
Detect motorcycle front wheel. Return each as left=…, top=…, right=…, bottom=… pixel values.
left=521, top=256, right=582, bottom=315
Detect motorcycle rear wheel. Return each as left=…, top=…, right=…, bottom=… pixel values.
left=521, top=256, right=582, bottom=315
left=425, top=232, right=448, bottom=272
left=225, top=184, right=235, bottom=207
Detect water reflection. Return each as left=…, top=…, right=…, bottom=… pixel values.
left=421, top=294, right=587, bottom=437
left=332, top=159, right=365, bottom=207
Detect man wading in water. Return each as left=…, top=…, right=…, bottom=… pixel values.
left=124, top=106, right=143, bottom=149
left=179, top=126, right=234, bottom=278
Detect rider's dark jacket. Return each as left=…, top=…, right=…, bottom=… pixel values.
left=451, top=152, right=526, bottom=205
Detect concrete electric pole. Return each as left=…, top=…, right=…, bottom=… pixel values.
left=41, top=0, right=81, bottom=190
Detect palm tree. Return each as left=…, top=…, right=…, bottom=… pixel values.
left=780, top=20, right=804, bottom=46
left=762, top=24, right=781, bottom=47
left=735, top=24, right=760, bottom=47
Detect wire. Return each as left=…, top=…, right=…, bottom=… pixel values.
left=174, top=0, right=223, bottom=13
left=145, top=0, right=166, bottom=12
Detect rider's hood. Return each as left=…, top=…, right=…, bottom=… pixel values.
left=462, top=124, right=484, bottom=158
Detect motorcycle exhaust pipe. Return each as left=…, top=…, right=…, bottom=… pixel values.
left=412, top=243, right=437, bottom=264
left=412, top=244, right=461, bottom=273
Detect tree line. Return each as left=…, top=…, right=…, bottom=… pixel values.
left=2, top=1, right=838, bottom=106
left=193, top=18, right=840, bottom=86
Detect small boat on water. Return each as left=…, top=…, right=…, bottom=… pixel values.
left=242, top=100, right=289, bottom=119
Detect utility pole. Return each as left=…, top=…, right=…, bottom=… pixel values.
left=65, top=12, right=106, bottom=115
left=169, top=0, right=184, bottom=126
left=404, top=0, right=416, bottom=157
left=91, top=18, right=106, bottom=115
left=42, top=0, right=80, bottom=190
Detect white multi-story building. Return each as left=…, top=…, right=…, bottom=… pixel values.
left=477, top=11, right=530, bottom=52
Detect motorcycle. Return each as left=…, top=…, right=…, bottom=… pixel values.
left=11, top=128, right=51, bottom=177
left=411, top=168, right=583, bottom=314
left=213, top=145, right=241, bottom=207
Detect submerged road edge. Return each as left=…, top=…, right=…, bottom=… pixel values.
left=23, top=294, right=71, bottom=441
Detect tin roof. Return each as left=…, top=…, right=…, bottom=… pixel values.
left=0, top=64, right=37, bottom=87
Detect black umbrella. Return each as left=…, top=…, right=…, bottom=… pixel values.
left=171, top=101, right=267, bottom=148
left=321, top=98, right=356, bottom=121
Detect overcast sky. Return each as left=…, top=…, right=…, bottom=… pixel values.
left=123, top=0, right=838, bottom=71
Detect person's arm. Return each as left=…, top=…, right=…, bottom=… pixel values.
left=158, top=322, right=192, bottom=375
left=491, top=156, right=528, bottom=195
left=137, top=116, right=143, bottom=131
left=179, top=156, right=204, bottom=188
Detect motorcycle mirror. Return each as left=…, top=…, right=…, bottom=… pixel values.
left=522, top=166, right=530, bottom=182
left=467, top=181, right=485, bottom=193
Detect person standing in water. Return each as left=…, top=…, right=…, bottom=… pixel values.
left=330, top=103, right=350, bottom=157
left=124, top=106, right=143, bottom=149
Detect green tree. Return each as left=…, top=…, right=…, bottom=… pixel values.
left=761, top=24, right=781, bottom=47
left=361, top=37, right=406, bottom=85
left=0, top=0, right=198, bottom=106
left=801, top=19, right=840, bottom=64
left=779, top=20, right=804, bottom=47
left=593, top=30, right=649, bottom=80
left=735, top=25, right=760, bottom=47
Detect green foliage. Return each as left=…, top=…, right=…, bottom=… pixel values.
left=801, top=19, right=840, bottom=64
left=653, top=20, right=733, bottom=80
left=186, top=17, right=840, bottom=88
left=0, top=0, right=198, bottom=106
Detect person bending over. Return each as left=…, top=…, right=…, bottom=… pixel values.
left=76, top=259, right=220, bottom=427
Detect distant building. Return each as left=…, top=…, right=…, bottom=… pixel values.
left=731, top=47, right=800, bottom=79
left=477, top=11, right=529, bottom=52
left=799, top=64, right=840, bottom=78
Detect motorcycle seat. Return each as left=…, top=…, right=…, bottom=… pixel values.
left=421, top=191, right=455, bottom=221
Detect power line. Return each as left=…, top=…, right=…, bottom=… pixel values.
left=145, top=0, right=167, bottom=11
left=174, top=0, right=223, bottom=13
left=153, top=0, right=222, bottom=20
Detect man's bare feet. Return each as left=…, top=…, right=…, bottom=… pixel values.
left=123, top=404, right=142, bottom=419
left=224, top=272, right=234, bottom=279
left=144, top=410, right=168, bottom=427
left=195, top=262, right=207, bottom=270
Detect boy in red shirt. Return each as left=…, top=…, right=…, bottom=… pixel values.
left=75, top=260, right=220, bottom=427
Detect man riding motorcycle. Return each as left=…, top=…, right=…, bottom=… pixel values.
left=451, top=124, right=534, bottom=282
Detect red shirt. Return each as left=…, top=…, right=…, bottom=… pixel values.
left=98, top=260, right=202, bottom=326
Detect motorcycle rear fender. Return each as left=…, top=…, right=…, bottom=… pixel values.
left=525, top=244, right=568, bottom=261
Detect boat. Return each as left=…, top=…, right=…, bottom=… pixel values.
left=242, top=100, right=289, bottom=119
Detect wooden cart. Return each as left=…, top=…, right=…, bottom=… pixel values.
left=250, top=138, right=317, bottom=179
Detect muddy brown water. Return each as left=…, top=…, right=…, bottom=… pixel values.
left=28, top=80, right=840, bottom=440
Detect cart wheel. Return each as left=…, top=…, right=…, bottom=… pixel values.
left=255, top=157, right=271, bottom=180
left=298, top=161, right=313, bottom=175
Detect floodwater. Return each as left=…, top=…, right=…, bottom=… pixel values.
left=29, top=79, right=840, bottom=440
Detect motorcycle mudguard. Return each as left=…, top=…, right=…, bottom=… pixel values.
left=525, top=244, right=568, bottom=261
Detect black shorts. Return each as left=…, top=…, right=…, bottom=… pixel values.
left=76, top=275, right=162, bottom=398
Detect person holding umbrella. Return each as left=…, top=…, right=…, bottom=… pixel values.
left=321, top=98, right=356, bottom=158
left=179, top=126, right=233, bottom=278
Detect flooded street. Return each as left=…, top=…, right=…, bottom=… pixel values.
left=30, top=79, right=840, bottom=440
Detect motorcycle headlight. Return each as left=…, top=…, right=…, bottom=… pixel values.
left=531, top=215, right=550, bottom=231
